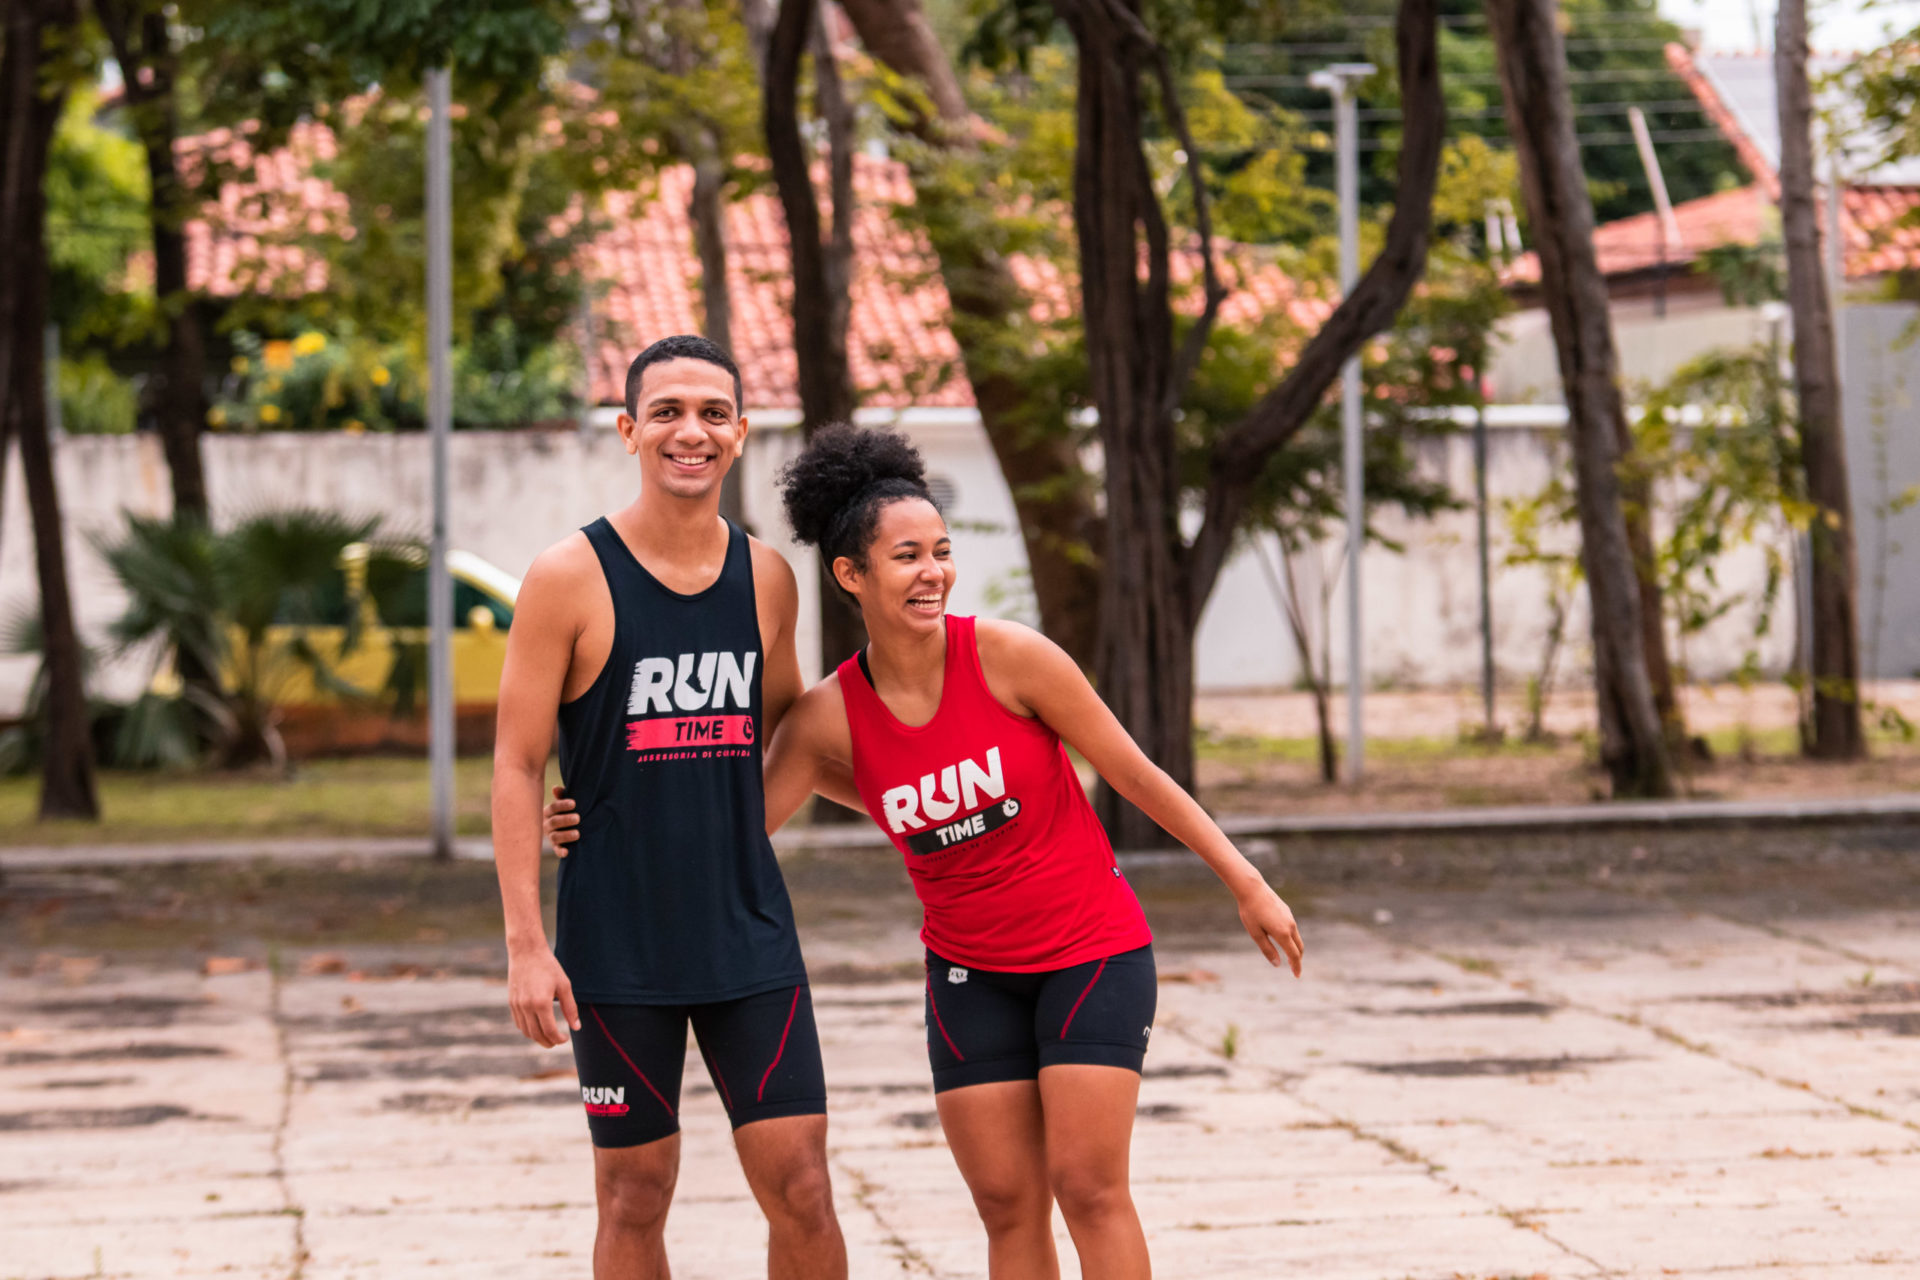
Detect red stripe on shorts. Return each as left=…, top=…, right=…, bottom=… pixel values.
left=1059, top=957, right=1109, bottom=1038
left=589, top=1006, right=676, bottom=1118
left=756, top=987, right=803, bottom=1103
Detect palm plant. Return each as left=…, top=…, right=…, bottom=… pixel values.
left=93, top=507, right=386, bottom=768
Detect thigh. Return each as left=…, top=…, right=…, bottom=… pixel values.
left=926, top=951, right=1042, bottom=1092
left=1034, top=945, right=1157, bottom=1073
left=936, top=1079, right=1051, bottom=1205
left=690, top=984, right=827, bottom=1129
left=571, top=1002, right=689, bottom=1148
left=1036, top=1064, right=1141, bottom=1185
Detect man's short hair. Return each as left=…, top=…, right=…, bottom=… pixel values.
left=624, top=335, right=744, bottom=419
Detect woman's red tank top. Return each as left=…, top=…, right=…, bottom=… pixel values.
left=837, top=614, right=1151, bottom=971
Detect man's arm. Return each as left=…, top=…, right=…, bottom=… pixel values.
left=492, top=544, right=586, bottom=1047
left=751, top=539, right=804, bottom=740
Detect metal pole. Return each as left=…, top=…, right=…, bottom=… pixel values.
left=426, top=67, right=455, bottom=861
left=1474, top=392, right=1495, bottom=734
left=1312, top=62, right=1373, bottom=784
left=1628, top=107, right=1679, bottom=320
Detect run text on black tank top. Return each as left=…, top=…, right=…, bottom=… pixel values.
left=554, top=517, right=805, bottom=1003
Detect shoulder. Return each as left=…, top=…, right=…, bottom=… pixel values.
left=747, top=534, right=798, bottom=603
left=786, top=672, right=850, bottom=740
left=973, top=617, right=1068, bottom=668
left=747, top=534, right=798, bottom=589
left=519, top=531, right=600, bottom=601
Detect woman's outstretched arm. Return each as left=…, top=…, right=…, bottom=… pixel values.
left=978, top=621, right=1304, bottom=975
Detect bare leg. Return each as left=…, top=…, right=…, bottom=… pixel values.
left=1039, top=1065, right=1149, bottom=1279
left=593, top=1133, right=681, bottom=1280
left=936, top=1080, right=1060, bottom=1280
left=733, top=1113, right=847, bottom=1280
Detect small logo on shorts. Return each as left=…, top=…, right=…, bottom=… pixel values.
left=948, top=968, right=969, bottom=985
left=1142, top=1026, right=1153, bottom=1040
left=582, top=1085, right=630, bottom=1116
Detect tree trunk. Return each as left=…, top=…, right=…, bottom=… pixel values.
left=837, top=0, right=1104, bottom=667
left=661, top=0, right=741, bottom=522
left=3, top=0, right=99, bottom=820
left=98, top=1, right=210, bottom=523
left=1048, top=0, right=1193, bottom=848
left=1051, top=0, right=1445, bottom=846
left=767, top=0, right=866, bottom=820
left=1484, top=0, right=1675, bottom=797
left=1777, top=0, right=1865, bottom=759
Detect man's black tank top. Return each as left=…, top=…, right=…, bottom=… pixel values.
left=553, top=517, right=805, bottom=1004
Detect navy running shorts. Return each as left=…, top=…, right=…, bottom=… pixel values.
left=569, top=984, right=826, bottom=1148
left=922, top=945, right=1157, bottom=1093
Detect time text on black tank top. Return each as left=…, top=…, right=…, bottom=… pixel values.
left=553, top=518, right=806, bottom=1005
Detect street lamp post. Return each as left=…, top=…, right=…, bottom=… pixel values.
left=426, top=67, right=455, bottom=861
left=1310, top=62, right=1374, bottom=784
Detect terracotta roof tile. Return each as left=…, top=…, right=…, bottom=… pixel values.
left=1500, top=46, right=1920, bottom=285
left=174, top=127, right=1316, bottom=409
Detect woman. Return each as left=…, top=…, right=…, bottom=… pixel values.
left=548, top=424, right=1303, bottom=1278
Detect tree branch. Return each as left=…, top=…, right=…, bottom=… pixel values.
left=1184, top=0, right=1445, bottom=623
left=1090, top=0, right=1226, bottom=419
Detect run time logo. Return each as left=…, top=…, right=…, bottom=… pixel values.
left=882, top=748, right=1024, bottom=855
left=582, top=1086, right=630, bottom=1116
left=623, top=651, right=757, bottom=757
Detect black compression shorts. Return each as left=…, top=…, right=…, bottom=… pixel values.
left=922, top=945, right=1157, bottom=1093
left=569, top=984, right=826, bottom=1148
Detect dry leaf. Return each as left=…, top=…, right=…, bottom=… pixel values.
left=203, top=956, right=250, bottom=976
left=300, top=953, right=348, bottom=976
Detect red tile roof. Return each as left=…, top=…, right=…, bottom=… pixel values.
left=583, top=154, right=1323, bottom=409
left=1502, top=183, right=1773, bottom=286
left=170, top=116, right=1320, bottom=410
left=1505, top=47, right=1920, bottom=287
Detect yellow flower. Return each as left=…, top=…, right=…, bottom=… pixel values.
left=370, top=366, right=391, bottom=387
left=343, top=419, right=366, bottom=435
left=206, top=406, right=227, bottom=427
left=260, top=404, right=282, bottom=424
left=293, top=332, right=327, bottom=357
left=264, top=376, right=283, bottom=394
left=263, top=340, right=294, bottom=372
left=230, top=356, right=250, bottom=375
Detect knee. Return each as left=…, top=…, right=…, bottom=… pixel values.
left=598, top=1161, right=676, bottom=1235
left=763, top=1159, right=838, bottom=1236
left=968, top=1178, right=1050, bottom=1238
left=1048, top=1165, right=1132, bottom=1227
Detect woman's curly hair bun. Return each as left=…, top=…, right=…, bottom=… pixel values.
left=778, top=424, right=935, bottom=574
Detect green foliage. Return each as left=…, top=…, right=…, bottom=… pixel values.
left=45, top=85, right=153, bottom=345
left=1696, top=239, right=1786, bottom=308
left=1219, top=0, right=1747, bottom=226
left=58, top=353, right=140, bottom=435
left=89, top=508, right=420, bottom=767
left=209, top=321, right=581, bottom=431
left=1631, top=345, right=1807, bottom=683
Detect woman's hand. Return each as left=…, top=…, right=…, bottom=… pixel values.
left=542, top=785, right=579, bottom=857
left=1237, top=881, right=1304, bottom=977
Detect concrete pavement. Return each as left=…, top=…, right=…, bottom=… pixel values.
left=5, top=866, right=1918, bottom=1279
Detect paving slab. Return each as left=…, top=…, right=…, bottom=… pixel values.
left=8, top=860, right=1920, bottom=1280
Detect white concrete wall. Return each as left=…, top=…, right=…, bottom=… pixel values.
left=0, top=411, right=1811, bottom=717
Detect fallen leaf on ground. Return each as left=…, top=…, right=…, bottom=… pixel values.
left=203, top=956, right=250, bottom=976
left=300, top=953, right=348, bottom=976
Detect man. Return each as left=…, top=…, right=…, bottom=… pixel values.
left=492, top=334, right=846, bottom=1279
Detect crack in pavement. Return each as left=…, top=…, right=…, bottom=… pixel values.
left=1162, top=1020, right=1617, bottom=1277
left=831, top=1155, right=941, bottom=1277
left=267, top=963, right=310, bottom=1279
